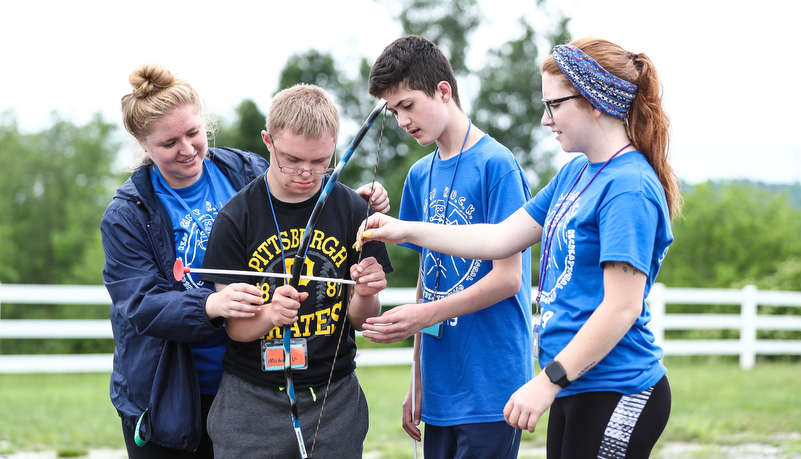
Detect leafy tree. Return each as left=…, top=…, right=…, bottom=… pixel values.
left=0, top=112, right=23, bottom=282
left=0, top=112, right=120, bottom=285
left=659, top=181, right=801, bottom=290
left=0, top=112, right=121, bottom=354
left=474, top=16, right=570, bottom=191
left=655, top=181, right=801, bottom=348
left=759, top=258, right=801, bottom=292
left=214, top=99, right=269, bottom=159
left=393, top=0, right=481, bottom=74
left=278, top=50, right=342, bottom=95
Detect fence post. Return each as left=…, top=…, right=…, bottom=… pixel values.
left=648, top=282, right=666, bottom=349
left=740, top=285, right=758, bottom=370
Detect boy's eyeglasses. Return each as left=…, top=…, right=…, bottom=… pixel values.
left=270, top=140, right=334, bottom=176
left=542, top=94, right=583, bottom=119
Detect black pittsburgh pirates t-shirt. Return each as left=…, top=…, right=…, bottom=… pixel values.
left=201, top=175, right=393, bottom=388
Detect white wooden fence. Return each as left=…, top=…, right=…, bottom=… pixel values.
left=1, top=283, right=800, bottom=373
left=646, top=283, right=801, bottom=368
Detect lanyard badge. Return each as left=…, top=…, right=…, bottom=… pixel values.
left=262, top=338, right=309, bottom=371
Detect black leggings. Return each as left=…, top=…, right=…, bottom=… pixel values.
left=121, top=393, right=215, bottom=459
left=546, top=376, right=671, bottom=459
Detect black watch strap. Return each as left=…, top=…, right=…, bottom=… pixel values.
left=544, top=360, right=571, bottom=388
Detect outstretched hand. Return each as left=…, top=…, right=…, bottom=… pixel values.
left=354, top=213, right=410, bottom=251
left=361, top=303, right=430, bottom=343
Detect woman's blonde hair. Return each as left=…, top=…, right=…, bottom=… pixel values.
left=120, top=64, right=215, bottom=166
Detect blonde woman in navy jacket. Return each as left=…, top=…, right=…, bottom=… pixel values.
left=102, top=64, right=388, bottom=457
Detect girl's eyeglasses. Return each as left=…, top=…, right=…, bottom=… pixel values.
left=542, top=94, right=583, bottom=119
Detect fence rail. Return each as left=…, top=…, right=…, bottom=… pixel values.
left=646, top=283, right=801, bottom=368
left=1, top=283, right=800, bottom=373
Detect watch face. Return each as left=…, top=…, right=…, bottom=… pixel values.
left=546, top=361, right=570, bottom=388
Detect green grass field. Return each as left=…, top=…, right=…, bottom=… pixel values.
left=1, top=358, right=799, bottom=457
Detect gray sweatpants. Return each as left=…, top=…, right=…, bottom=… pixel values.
left=208, top=371, right=369, bottom=459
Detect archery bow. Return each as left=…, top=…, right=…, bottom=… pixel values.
left=284, top=99, right=387, bottom=458
left=308, top=106, right=388, bottom=457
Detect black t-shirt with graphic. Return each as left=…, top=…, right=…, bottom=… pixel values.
left=201, top=176, right=393, bottom=388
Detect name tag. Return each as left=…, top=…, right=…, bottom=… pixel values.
left=261, top=338, right=309, bottom=371
left=421, top=322, right=443, bottom=338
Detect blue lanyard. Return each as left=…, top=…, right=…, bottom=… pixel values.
left=424, top=120, right=472, bottom=299
left=264, top=171, right=289, bottom=285
left=152, top=161, right=222, bottom=240
left=536, top=143, right=632, bottom=304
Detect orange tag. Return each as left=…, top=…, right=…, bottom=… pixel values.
left=261, top=338, right=308, bottom=371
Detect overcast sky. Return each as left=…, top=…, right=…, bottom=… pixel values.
left=2, top=0, right=797, bottom=184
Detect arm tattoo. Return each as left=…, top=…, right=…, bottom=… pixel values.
left=577, top=361, right=596, bottom=378
left=605, top=261, right=641, bottom=276
left=623, top=262, right=640, bottom=276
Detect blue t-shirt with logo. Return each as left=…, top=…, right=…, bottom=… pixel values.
left=524, top=151, right=672, bottom=396
left=400, top=135, right=533, bottom=426
left=151, top=159, right=237, bottom=394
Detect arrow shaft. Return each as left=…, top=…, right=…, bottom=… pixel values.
left=186, top=267, right=355, bottom=285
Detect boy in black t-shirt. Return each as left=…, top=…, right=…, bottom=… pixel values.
left=201, top=84, right=393, bottom=458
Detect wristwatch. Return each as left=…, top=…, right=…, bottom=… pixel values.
left=544, top=360, right=571, bottom=388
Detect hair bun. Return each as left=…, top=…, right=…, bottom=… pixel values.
left=129, top=63, right=177, bottom=99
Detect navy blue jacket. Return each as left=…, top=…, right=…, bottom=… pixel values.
left=101, top=147, right=268, bottom=450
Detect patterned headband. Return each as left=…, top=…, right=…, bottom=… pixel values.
left=551, top=44, right=638, bottom=119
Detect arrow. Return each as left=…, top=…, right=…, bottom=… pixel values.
left=172, top=259, right=355, bottom=285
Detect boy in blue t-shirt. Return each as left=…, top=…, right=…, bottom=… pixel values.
left=360, top=35, right=533, bottom=459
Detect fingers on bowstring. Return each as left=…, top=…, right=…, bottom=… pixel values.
left=354, top=215, right=383, bottom=250
left=354, top=226, right=370, bottom=251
